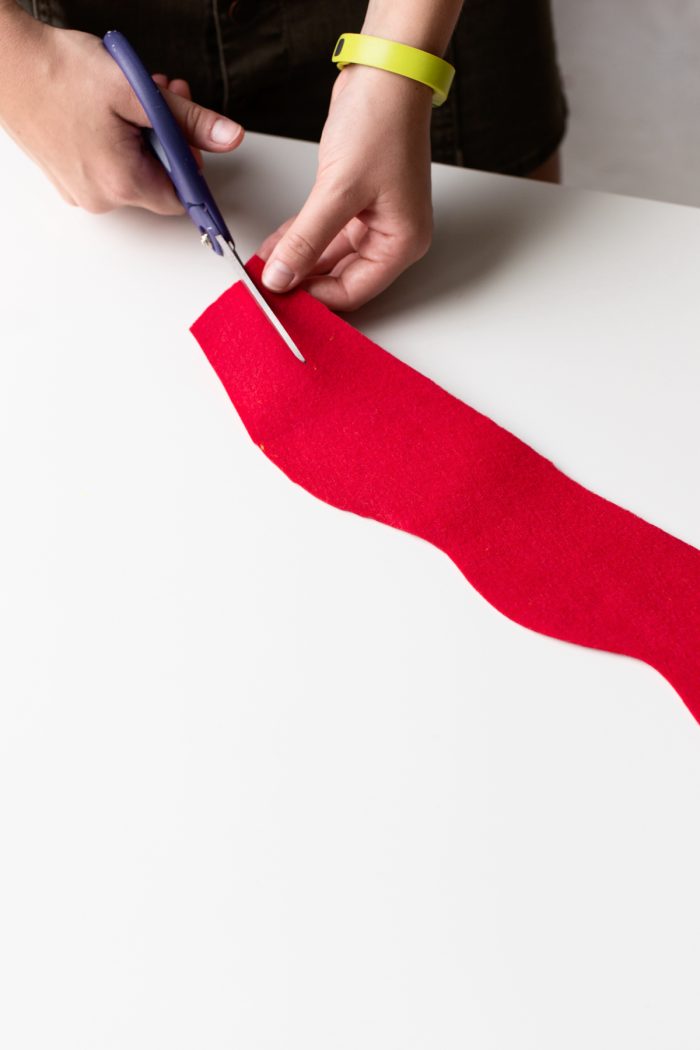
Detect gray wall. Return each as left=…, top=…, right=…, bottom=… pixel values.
left=552, top=0, right=700, bottom=206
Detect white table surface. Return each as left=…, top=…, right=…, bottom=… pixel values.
left=1, top=130, right=699, bottom=1049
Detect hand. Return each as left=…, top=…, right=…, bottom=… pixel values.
left=259, top=63, right=433, bottom=311
left=0, top=18, right=244, bottom=214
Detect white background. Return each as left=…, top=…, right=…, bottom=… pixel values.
left=1, top=131, right=699, bottom=1048
left=554, top=0, right=700, bottom=207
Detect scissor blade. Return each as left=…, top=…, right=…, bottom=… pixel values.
left=224, top=242, right=305, bottom=363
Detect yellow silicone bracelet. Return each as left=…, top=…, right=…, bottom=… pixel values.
left=331, top=32, right=455, bottom=107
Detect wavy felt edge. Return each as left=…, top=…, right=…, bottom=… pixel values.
left=191, top=256, right=700, bottom=723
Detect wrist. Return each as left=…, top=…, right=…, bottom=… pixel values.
left=333, top=33, right=453, bottom=108
left=336, top=62, right=433, bottom=120
left=360, top=21, right=443, bottom=57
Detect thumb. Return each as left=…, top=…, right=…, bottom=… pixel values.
left=262, top=181, right=360, bottom=293
left=164, top=78, right=204, bottom=170
left=163, top=87, right=244, bottom=153
left=114, top=75, right=243, bottom=153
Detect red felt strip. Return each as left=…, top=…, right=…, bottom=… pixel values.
left=191, top=256, right=700, bottom=723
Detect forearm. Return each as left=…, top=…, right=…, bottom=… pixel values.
left=361, top=0, right=464, bottom=55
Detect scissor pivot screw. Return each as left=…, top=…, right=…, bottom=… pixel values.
left=200, top=232, right=212, bottom=249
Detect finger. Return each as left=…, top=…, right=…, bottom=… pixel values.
left=309, top=218, right=368, bottom=275
left=162, top=87, right=244, bottom=152
left=258, top=216, right=366, bottom=275
left=113, top=77, right=244, bottom=153
left=166, top=79, right=204, bottom=169
left=103, top=143, right=184, bottom=216
left=151, top=73, right=170, bottom=89
left=261, top=181, right=362, bottom=293
left=101, top=83, right=185, bottom=214
left=303, top=256, right=399, bottom=311
left=130, top=158, right=185, bottom=215
left=301, top=227, right=426, bottom=311
left=168, top=78, right=191, bottom=98
left=323, top=251, right=360, bottom=279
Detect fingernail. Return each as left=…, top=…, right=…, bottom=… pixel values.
left=263, top=259, right=294, bottom=292
left=211, top=117, right=241, bottom=144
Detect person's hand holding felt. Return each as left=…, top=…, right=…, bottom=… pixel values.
left=260, top=52, right=438, bottom=310
left=0, top=3, right=243, bottom=214
left=258, top=60, right=434, bottom=311
left=259, top=0, right=465, bottom=310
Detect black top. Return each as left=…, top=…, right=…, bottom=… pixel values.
left=23, top=0, right=567, bottom=174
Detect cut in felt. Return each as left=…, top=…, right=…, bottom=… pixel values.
left=191, top=255, right=700, bottom=724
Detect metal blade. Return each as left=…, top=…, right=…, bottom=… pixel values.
left=223, top=241, right=305, bottom=363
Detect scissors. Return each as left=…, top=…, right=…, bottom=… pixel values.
left=102, top=30, right=305, bottom=363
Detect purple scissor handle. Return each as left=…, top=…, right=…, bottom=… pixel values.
left=103, top=29, right=232, bottom=254
left=102, top=30, right=305, bottom=361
